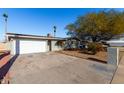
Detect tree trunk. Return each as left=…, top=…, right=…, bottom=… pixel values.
left=92, top=36, right=97, bottom=42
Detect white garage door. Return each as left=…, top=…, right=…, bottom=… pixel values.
left=12, top=39, right=47, bottom=54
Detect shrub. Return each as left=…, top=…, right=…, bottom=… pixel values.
left=87, top=43, right=97, bottom=54
left=56, top=41, right=64, bottom=47
left=87, top=42, right=104, bottom=54
left=95, top=43, right=105, bottom=51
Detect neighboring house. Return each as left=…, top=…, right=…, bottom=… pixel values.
left=107, top=34, right=124, bottom=47
left=6, top=33, right=65, bottom=55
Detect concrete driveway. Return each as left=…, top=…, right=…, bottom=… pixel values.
left=9, top=52, right=116, bottom=84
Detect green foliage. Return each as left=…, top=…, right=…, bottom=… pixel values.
left=87, top=42, right=104, bottom=54
left=65, top=9, right=124, bottom=42
left=65, top=24, right=77, bottom=37
left=87, top=43, right=97, bottom=54
left=56, top=41, right=64, bottom=47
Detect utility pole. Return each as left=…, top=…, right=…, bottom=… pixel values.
left=3, top=13, right=8, bottom=42
left=53, top=26, right=56, bottom=37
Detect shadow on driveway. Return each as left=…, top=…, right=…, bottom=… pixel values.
left=0, top=54, right=19, bottom=82
left=87, top=57, right=107, bottom=64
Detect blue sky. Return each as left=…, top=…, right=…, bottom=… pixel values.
left=0, top=8, right=124, bottom=41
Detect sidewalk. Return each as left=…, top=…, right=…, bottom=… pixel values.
left=111, top=56, right=124, bottom=83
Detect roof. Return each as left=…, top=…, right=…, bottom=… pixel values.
left=6, top=33, right=66, bottom=41
left=64, top=37, right=81, bottom=40
left=64, top=37, right=86, bottom=41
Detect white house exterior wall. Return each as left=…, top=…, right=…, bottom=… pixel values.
left=51, top=41, right=63, bottom=51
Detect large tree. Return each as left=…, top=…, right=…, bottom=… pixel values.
left=66, top=9, right=124, bottom=42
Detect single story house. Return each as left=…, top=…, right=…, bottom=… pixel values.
left=107, top=34, right=124, bottom=47
left=6, top=33, right=65, bottom=55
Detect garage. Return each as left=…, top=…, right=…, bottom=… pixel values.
left=6, top=33, right=64, bottom=55
left=11, top=39, right=47, bottom=54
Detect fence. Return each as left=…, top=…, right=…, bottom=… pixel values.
left=107, top=47, right=124, bottom=66
left=0, top=42, right=11, bottom=51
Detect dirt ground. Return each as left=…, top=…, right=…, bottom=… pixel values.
left=111, top=56, right=124, bottom=83
left=9, top=52, right=116, bottom=84
left=0, top=43, right=6, bottom=51
left=56, top=50, right=107, bottom=63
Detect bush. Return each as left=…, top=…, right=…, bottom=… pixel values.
left=56, top=41, right=64, bottom=47
left=87, top=43, right=97, bottom=54
left=95, top=43, right=105, bottom=51
left=87, top=42, right=104, bottom=54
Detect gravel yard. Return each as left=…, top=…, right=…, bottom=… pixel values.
left=56, top=50, right=107, bottom=63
